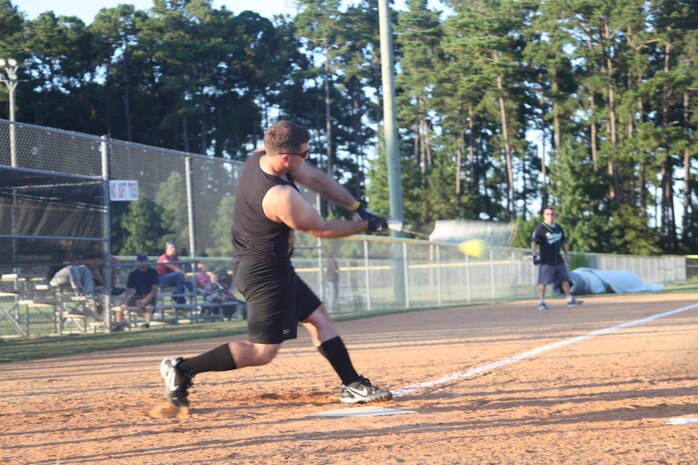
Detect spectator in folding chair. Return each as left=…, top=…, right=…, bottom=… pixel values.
left=203, top=270, right=246, bottom=320
left=195, top=262, right=213, bottom=294
left=215, top=268, right=247, bottom=319
left=195, top=262, right=219, bottom=317
left=156, top=241, right=193, bottom=305
left=217, top=268, right=233, bottom=289
left=114, top=253, right=159, bottom=330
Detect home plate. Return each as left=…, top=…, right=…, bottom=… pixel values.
left=666, top=416, right=698, bottom=425
left=312, top=406, right=416, bottom=418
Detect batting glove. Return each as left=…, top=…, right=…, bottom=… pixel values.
left=355, top=204, right=388, bottom=232
left=532, top=255, right=541, bottom=265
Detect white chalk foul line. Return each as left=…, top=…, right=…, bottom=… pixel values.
left=392, top=302, right=698, bottom=398
left=666, top=417, right=698, bottom=425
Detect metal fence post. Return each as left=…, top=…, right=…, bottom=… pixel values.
left=317, top=194, right=324, bottom=302
left=436, top=244, right=442, bottom=306
left=100, top=136, right=112, bottom=330
left=510, top=250, right=516, bottom=299
left=402, top=242, right=410, bottom=307
left=184, top=157, right=198, bottom=309
left=489, top=248, right=496, bottom=302
left=318, top=237, right=325, bottom=302
left=465, top=253, right=471, bottom=302
left=185, top=157, right=196, bottom=258
left=363, top=239, right=371, bottom=310
left=531, top=257, right=538, bottom=297
left=24, top=304, right=29, bottom=337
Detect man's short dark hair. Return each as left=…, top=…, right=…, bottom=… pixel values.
left=263, top=120, right=310, bottom=154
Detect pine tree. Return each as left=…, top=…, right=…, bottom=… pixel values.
left=119, top=198, right=171, bottom=255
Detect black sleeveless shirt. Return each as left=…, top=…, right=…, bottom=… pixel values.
left=232, top=152, right=300, bottom=265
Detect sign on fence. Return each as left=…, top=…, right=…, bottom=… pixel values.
left=109, top=180, right=139, bottom=201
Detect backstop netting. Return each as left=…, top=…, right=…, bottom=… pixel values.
left=0, top=166, right=106, bottom=275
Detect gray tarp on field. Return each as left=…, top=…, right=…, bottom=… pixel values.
left=565, top=268, right=664, bottom=295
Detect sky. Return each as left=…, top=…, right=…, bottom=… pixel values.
left=11, top=0, right=294, bottom=23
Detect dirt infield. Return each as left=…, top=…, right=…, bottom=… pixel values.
left=2, top=293, right=697, bottom=464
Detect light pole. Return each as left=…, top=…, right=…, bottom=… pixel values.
left=1, top=58, right=20, bottom=297
left=0, top=58, right=19, bottom=167
left=377, top=0, right=407, bottom=305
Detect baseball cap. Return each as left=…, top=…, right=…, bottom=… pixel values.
left=136, top=253, right=148, bottom=261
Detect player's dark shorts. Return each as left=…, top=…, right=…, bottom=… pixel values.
left=233, top=258, right=321, bottom=344
left=538, top=263, right=571, bottom=285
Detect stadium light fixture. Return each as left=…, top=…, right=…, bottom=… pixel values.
left=0, top=57, right=20, bottom=166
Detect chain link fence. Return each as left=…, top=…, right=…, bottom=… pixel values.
left=0, top=119, right=688, bottom=339
left=289, top=238, right=686, bottom=313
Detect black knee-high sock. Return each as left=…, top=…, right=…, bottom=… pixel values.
left=177, top=344, right=236, bottom=376
left=317, top=336, right=360, bottom=385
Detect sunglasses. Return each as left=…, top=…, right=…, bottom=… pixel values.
left=281, top=149, right=310, bottom=159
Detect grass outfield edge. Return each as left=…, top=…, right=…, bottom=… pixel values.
left=2, top=285, right=696, bottom=364
left=0, top=304, right=476, bottom=364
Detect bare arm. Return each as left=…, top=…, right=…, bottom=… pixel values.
left=141, top=284, right=159, bottom=306
left=158, top=257, right=182, bottom=273
left=263, top=185, right=367, bottom=239
left=292, top=161, right=360, bottom=211
left=562, top=242, right=570, bottom=262
left=120, top=288, right=135, bottom=307
left=166, top=262, right=182, bottom=273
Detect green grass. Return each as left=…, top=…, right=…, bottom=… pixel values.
left=0, top=320, right=249, bottom=364
left=3, top=281, right=697, bottom=364
left=665, top=281, right=698, bottom=293
left=0, top=305, right=454, bottom=364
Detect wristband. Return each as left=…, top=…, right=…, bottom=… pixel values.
left=349, top=201, right=361, bottom=212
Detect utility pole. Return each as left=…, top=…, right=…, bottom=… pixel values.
left=378, top=0, right=406, bottom=305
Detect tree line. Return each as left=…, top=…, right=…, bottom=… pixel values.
left=0, top=0, right=696, bottom=256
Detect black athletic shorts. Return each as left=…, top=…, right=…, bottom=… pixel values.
left=233, top=258, right=321, bottom=344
